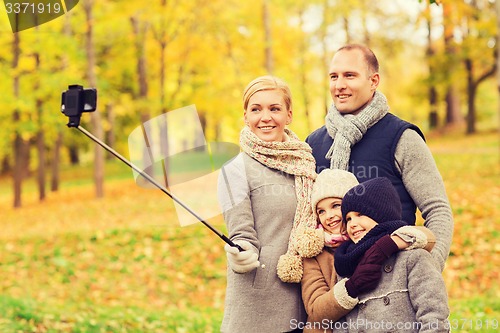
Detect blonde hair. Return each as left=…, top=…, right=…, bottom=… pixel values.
left=243, top=75, right=292, bottom=111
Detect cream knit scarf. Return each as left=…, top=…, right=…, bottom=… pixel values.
left=240, top=126, right=323, bottom=283
left=325, top=91, right=389, bottom=170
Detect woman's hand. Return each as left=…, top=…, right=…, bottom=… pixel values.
left=225, top=240, right=260, bottom=273
left=390, top=234, right=411, bottom=250
left=391, top=226, right=431, bottom=251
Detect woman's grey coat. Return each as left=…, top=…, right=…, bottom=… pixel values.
left=218, top=153, right=306, bottom=332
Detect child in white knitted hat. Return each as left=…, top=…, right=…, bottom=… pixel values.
left=310, top=169, right=359, bottom=248
left=300, top=170, right=436, bottom=332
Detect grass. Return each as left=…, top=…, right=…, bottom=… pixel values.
left=0, top=294, right=223, bottom=332
left=449, top=298, right=500, bottom=333
left=0, top=130, right=499, bottom=332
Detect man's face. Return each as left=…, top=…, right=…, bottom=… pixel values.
left=328, top=49, right=379, bottom=115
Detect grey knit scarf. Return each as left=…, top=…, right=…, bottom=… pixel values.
left=325, top=91, right=389, bottom=170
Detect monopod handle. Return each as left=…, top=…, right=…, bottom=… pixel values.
left=221, top=234, right=244, bottom=252
left=74, top=125, right=243, bottom=252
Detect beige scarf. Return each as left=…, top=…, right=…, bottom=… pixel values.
left=240, top=126, right=323, bottom=283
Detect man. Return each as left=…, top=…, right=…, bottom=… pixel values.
left=306, top=44, right=453, bottom=271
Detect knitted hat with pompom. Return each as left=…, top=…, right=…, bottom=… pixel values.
left=311, top=169, right=359, bottom=219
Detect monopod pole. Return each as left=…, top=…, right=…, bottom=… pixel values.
left=75, top=125, right=243, bottom=252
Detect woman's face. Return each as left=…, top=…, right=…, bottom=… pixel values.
left=316, top=197, right=343, bottom=235
left=244, top=89, right=292, bottom=142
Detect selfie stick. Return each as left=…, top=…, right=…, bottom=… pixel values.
left=65, top=122, right=243, bottom=252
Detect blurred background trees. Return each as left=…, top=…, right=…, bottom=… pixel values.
left=0, top=0, right=498, bottom=207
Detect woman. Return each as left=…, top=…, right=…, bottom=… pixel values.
left=217, top=75, right=322, bottom=333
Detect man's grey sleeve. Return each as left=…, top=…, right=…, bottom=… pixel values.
left=394, top=129, right=454, bottom=271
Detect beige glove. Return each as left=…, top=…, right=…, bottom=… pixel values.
left=391, top=226, right=428, bottom=250
left=224, top=240, right=260, bottom=273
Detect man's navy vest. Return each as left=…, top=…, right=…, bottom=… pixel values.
left=306, top=113, right=425, bottom=225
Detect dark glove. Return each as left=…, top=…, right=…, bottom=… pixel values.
left=345, top=263, right=382, bottom=298
left=358, top=235, right=399, bottom=266
left=344, top=235, right=399, bottom=298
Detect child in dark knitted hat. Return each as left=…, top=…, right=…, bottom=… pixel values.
left=301, top=171, right=436, bottom=333
left=334, top=177, right=450, bottom=332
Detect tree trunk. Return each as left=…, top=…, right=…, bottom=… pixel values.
left=36, top=99, right=46, bottom=201
left=496, top=0, right=500, bottom=162
left=12, top=31, right=20, bottom=208
left=12, top=31, right=29, bottom=208
left=1, top=157, right=10, bottom=175
left=131, top=14, right=157, bottom=184
left=156, top=0, right=171, bottom=188
left=465, top=58, right=476, bottom=134
left=51, top=131, right=63, bottom=192
left=442, top=1, right=462, bottom=126
left=84, top=0, right=104, bottom=198
left=320, top=0, right=331, bottom=115
left=215, top=122, right=222, bottom=142
left=13, top=135, right=30, bottom=208
left=197, top=112, right=207, bottom=151
left=34, top=38, right=46, bottom=201
left=445, top=87, right=462, bottom=124
left=130, top=16, right=148, bottom=102
left=68, top=146, right=79, bottom=165
left=464, top=57, right=496, bottom=135
left=428, top=87, right=439, bottom=128
left=50, top=9, right=73, bottom=192
left=105, top=104, right=115, bottom=160
left=262, top=0, right=273, bottom=73
left=159, top=41, right=170, bottom=189
left=297, top=7, right=311, bottom=133
left=361, top=0, right=370, bottom=48
left=343, top=17, right=350, bottom=44
left=425, top=2, right=439, bottom=129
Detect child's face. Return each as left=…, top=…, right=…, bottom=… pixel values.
left=345, top=211, right=378, bottom=243
left=316, top=197, right=343, bottom=234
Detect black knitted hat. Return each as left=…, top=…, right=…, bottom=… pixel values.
left=341, top=177, right=402, bottom=224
